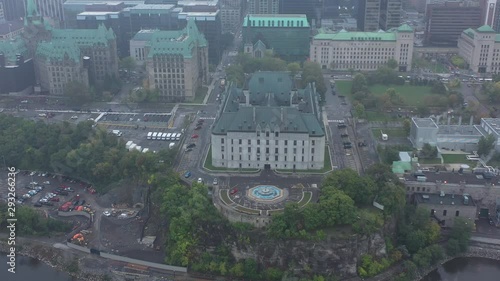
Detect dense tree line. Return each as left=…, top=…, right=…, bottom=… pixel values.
left=0, top=204, right=71, bottom=236
left=0, top=114, right=174, bottom=192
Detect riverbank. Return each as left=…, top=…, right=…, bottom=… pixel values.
left=414, top=244, right=500, bottom=281
left=0, top=237, right=111, bottom=281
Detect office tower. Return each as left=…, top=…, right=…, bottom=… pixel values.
left=248, top=0, right=279, bottom=14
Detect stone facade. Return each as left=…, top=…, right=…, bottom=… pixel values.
left=458, top=25, right=500, bottom=73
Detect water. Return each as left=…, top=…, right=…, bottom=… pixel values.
left=250, top=185, right=281, bottom=200
left=421, top=257, right=500, bottom=281
left=0, top=253, right=76, bottom=281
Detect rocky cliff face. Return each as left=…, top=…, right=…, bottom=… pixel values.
left=231, top=232, right=387, bottom=278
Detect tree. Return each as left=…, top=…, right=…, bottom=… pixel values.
left=351, top=73, right=368, bottom=94
left=450, top=55, right=466, bottom=69
left=226, top=64, right=245, bottom=87
left=478, top=134, right=496, bottom=156
left=64, top=81, right=91, bottom=106
left=287, top=62, right=301, bottom=77
left=301, top=61, right=326, bottom=101
left=376, top=182, right=406, bottom=216
left=403, top=119, right=411, bottom=136
left=322, top=169, right=376, bottom=205
left=449, top=217, right=473, bottom=252
left=387, top=58, right=398, bottom=69
left=420, top=143, right=437, bottom=159
left=119, top=56, right=136, bottom=72
left=354, top=103, right=366, bottom=118
left=416, top=105, right=430, bottom=117
left=431, top=81, right=447, bottom=95
left=352, top=209, right=384, bottom=235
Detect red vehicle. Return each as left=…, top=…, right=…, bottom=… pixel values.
left=50, top=197, right=60, bottom=202
left=58, top=202, right=72, bottom=211
left=191, top=134, right=199, bottom=139
left=230, top=188, right=238, bottom=195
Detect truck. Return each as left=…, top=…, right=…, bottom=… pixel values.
left=147, top=132, right=152, bottom=140
left=129, top=143, right=137, bottom=151
left=152, top=132, right=158, bottom=140
left=58, top=202, right=72, bottom=212
left=166, top=133, right=172, bottom=141
left=125, top=141, right=133, bottom=149
left=169, top=142, right=176, bottom=149
left=220, top=79, right=226, bottom=89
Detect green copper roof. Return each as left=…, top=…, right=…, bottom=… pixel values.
left=397, top=24, right=413, bottom=33
left=132, top=30, right=159, bottom=41
left=243, top=14, right=310, bottom=28
left=51, top=24, right=115, bottom=46
left=147, top=19, right=207, bottom=59
left=36, top=40, right=81, bottom=63
left=0, top=37, right=29, bottom=65
left=464, top=28, right=475, bottom=39
left=477, top=25, right=495, bottom=33
left=26, top=0, right=38, bottom=18
left=213, top=72, right=324, bottom=136
left=314, top=30, right=397, bottom=41
left=495, top=34, right=500, bottom=42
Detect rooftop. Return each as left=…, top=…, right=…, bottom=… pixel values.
left=397, top=24, right=414, bottom=32
left=415, top=192, right=476, bottom=207
left=51, top=24, right=115, bottom=46
left=36, top=40, right=81, bottom=63
left=131, top=29, right=158, bottom=41
left=0, top=21, right=24, bottom=35
left=177, top=0, right=218, bottom=6
left=213, top=71, right=324, bottom=136
left=178, top=11, right=219, bottom=17
left=481, top=118, right=500, bottom=136
left=437, top=125, right=483, bottom=136
left=129, top=4, right=175, bottom=14
left=77, top=11, right=121, bottom=16
left=243, top=14, right=309, bottom=28
left=477, top=25, right=495, bottom=33
left=413, top=118, right=439, bottom=128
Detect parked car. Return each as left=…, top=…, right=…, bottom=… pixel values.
left=187, top=143, right=196, bottom=149
left=50, top=197, right=60, bottom=202
left=340, top=134, right=348, bottom=138
left=43, top=181, right=50, bottom=185
left=184, top=171, right=192, bottom=178
left=80, top=200, right=86, bottom=205
left=230, top=188, right=238, bottom=195
left=194, top=126, right=202, bottom=130
left=191, top=134, right=199, bottom=139
left=103, top=210, right=111, bottom=217
left=42, top=202, right=54, bottom=206
left=34, top=202, right=42, bottom=207
left=197, top=178, right=203, bottom=184
left=213, top=178, right=218, bottom=185
left=185, top=148, right=193, bottom=152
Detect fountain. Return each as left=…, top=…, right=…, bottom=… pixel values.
left=250, top=185, right=282, bottom=200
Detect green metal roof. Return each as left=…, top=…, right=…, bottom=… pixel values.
left=496, top=34, right=500, bottom=42
left=397, top=24, right=413, bottom=33
left=51, top=24, right=115, bottom=46
left=243, top=14, right=310, bottom=28
left=314, top=30, right=397, bottom=41
left=477, top=25, right=495, bottom=33
left=464, top=28, right=475, bottom=39
left=392, top=161, right=412, bottom=174
left=132, top=30, right=158, bottom=41
left=26, top=0, right=38, bottom=18
left=213, top=71, right=324, bottom=137
left=0, top=37, right=29, bottom=65
left=147, top=19, right=207, bottom=59
left=36, top=40, right=81, bottom=63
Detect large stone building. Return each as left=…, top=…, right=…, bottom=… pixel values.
left=0, top=0, right=118, bottom=95
left=0, top=1, right=5, bottom=23
left=425, top=1, right=482, bottom=46
left=414, top=192, right=477, bottom=227
left=310, top=24, right=414, bottom=72
left=211, top=71, right=326, bottom=170
left=136, top=20, right=208, bottom=102
left=242, top=14, right=310, bottom=62
left=458, top=25, right=500, bottom=73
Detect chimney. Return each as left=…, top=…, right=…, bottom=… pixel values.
left=458, top=116, right=462, bottom=126
left=470, top=115, right=474, bottom=125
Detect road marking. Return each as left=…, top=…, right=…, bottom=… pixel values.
left=198, top=117, right=215, bottom=120
left=328, top=119, right=344, bottom=123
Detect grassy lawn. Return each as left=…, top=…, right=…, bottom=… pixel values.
left=189, top=86, right=208, bottom=104
left=336, top=80, right=435, bottom=106
left=220, top=189, right=232, bottom=205
left=372, top=128, right=408, bottom=139
left=275, top=147, right=332, bottom=173
left=442, top=154, right=477, bottom=166
left=365, top=111, right=395, bottom=122
left=204, top=147, right=260, bottom=172
left=418, top=158, right=442, bottom=164
left=235, top=205, right=260, bottom=215
left=297, top=192, right=312, bottom=208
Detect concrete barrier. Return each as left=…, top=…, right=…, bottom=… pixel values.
left=58, top=210, right=91, bottom=219
left=66, top=242, right=91, bottom=253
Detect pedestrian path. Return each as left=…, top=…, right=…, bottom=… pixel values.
left=471, top=235, right=500, bottom=245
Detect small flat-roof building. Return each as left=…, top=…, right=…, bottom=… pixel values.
left=414, top=192, right=477, bottom=227
left=410, top=118, right=439, bottom=148
left=310, top=24, right=414, bottom=72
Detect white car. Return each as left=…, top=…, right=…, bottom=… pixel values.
left=30, top=171, right=36, bottom=176
left=103, top=211, right=111, bottom=217
left=71, top=115, right=78, bottom=119
left=213, top=178, right=218, bottom=185
left=197, top=178, right=203, bottom=184
left=43, top=181, right=50, bottom=185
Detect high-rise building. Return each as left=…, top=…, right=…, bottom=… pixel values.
left=248, top=0, right=279, bottom=14
left=279, top=0, right=318, bottom=25
left=358, top=0, right=402, bottom=31
left=0, top=1, right=5, bottom=23
left=220, top=0, right=242, bottom=34
left=35, top=0, right=66, bottom=25
left=321, top=0, right=340, bottom=19
left=425, top=1, right=481, bottom=46
left=138, top=20, right=209, bottom=102
left=310, top=24, right=414, bottom=72
left=242, top=14, right=310, bottom=62
left=1, top=0, right=25, bottom=21
left=211, top=71, right=326, bottom=170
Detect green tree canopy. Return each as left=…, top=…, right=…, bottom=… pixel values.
left=478, top=134, right=496, bottom=156
left=351, top=73, right=368, bottom=94
left=64, top=80, right=91, bottom=106
left=119, top=56, right=136, bottom=72
left=322, top=169, right=376, bottom=205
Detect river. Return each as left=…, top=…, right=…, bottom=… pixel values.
left=1, top=253, right=77, bottom=281
left=421, top=257, right=500, bottom=281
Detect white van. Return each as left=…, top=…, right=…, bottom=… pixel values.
left=166, top=133, right=172, bottom=141
left=147, top=132, right=152, bottom=140
left=152, top=132, right=158, bottom=140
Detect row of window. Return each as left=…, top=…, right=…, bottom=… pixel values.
left=221, top=146, right=315, bottom=154
left=220, top=154, right=315, bottom=162
left=221, top=138, right=316, bottom=146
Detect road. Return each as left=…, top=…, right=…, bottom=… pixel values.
left=460, top=83, right=490, bottom=116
